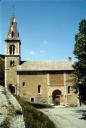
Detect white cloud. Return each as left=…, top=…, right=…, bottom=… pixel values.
left=29, top=49, right=46, bottom=56
left=51, top=56, right=55, bottom=60
left=43, top=40, right=48, bottom=44
left=39, top=50, right=46, bottom=54
left=29, top=50, right=35, bottom=55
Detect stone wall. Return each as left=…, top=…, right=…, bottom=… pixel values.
left=18, top=74, right=48, bottom=103
left=17, top=71, right=77, bottom=105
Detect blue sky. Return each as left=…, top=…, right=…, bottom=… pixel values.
left=0, top=0, right=86, bottom=61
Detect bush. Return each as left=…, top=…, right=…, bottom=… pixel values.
left=15, top=109, right=22, bottom=115
left=29, top=102, right=53, bottom=109
left=16, top=96, right=56, bottom=128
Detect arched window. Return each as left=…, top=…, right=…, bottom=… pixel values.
left=38, top=85, right=41, bottom=93
left=12, top=31, right=14, bottom=38
left=68, top=86, right=71, bottom=94
left=22, top=82, right=25, bottom=86
left=31, top=97, right=34, bottom=102
left=10, top=60, right=15, bottom=66
left=9, top=45, right=15, bottom=55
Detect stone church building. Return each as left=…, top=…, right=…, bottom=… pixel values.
left=5, top=15, right=77, bottom=106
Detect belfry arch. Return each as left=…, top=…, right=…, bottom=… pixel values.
left=9, top=45, right=15, bottom=55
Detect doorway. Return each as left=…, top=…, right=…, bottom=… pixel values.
left=8, top=84, right=15, bottom=93
left=52, top=89, right=61, bottom=105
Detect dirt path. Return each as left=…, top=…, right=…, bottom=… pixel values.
left=39, top=106, right=86, bottom=128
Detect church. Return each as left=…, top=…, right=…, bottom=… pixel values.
left=5, top=15, right=77, bottom=106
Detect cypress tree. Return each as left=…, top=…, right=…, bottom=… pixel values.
left=73, top=19, right=86, bottom=103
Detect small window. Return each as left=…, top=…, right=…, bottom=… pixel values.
left=31, top=98, right=34, bottom=102
left=18, top=32, right=19, bottom=37
left=38, top=85, right=41, bottom=93
left=12, top=22, right=13, bottom=25
left=10, top=60, right=15, bottom=66
left=12, top=31, right=14, bottom=38
left=68, top=86, right=71, bottom=94
left=22, top=82, right=25, bottom=86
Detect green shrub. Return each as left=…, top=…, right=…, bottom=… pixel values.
left=30, top=102, right=53, bottom=109
left=15, top=109, right=22, bottom=115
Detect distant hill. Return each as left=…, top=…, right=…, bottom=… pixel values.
left=0, top=54, right=5, bottom=86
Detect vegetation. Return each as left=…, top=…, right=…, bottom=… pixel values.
left=16, top=96, right=56, bottom=128
left=29, top=102, right=53, bottom=109
left=73, top=19, right=86, bottom=103
left=0, top=118, right=10, bottom=128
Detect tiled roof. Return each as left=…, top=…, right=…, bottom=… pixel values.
left=17, top=60, right=73, bottom=71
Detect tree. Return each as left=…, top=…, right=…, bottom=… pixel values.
left=73, top=19, right=86, bottom=104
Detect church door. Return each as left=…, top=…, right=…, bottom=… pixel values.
left=52, top=90, right=61, bottom=105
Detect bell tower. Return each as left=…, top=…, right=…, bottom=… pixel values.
left=5, top=15, right=21, bottom=92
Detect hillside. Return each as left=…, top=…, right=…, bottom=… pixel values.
left=0, top=86, right=55, bottom=128
left=0, top=86, right=25, bottom=128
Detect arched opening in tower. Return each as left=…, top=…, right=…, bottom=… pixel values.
left=9, top=45, right=15, bottom=55
left=8, top=84, right=15, bottom=94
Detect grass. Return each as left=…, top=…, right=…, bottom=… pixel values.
left=16, top=96, right=56, bottom=128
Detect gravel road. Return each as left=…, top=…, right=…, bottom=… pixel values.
left=39, top=106, right=86, bottom=128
